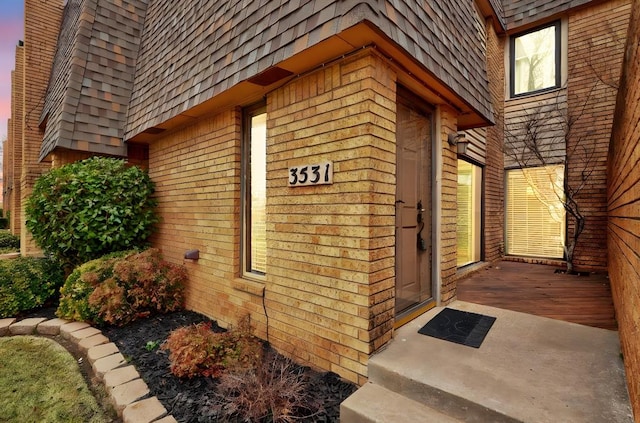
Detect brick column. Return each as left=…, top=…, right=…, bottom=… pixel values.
left=439, top=104, right=459, bottom=303
left=9, top=45, right=24, bottom=237
left=20, top=0, right=65, bottom=255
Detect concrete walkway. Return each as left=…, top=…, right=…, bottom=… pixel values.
left=343, top=301, right=633, bottom=422
left=0, top=316, right=176, bottom=423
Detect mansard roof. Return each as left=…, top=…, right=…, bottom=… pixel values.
left=502, top=0, right=595, bottom=29
left=39, top=0, right=147, bottom=161
left=125, top=0, right=495, bottom=138
left=42, top=0, right=499, bottom=152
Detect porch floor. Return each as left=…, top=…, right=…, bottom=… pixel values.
left=456, top=260, right=617, bottom=330
left=341, top=261, right=632, bottom=422
left=343, top=301, right=632, bottom=422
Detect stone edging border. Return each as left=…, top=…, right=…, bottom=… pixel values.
left=0, top=317, right=177, bottom=423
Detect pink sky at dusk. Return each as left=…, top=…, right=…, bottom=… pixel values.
left=0, top=1, right=25, bottom=144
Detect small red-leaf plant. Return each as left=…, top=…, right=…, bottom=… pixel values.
left=162, top=315, right=264, bottom=379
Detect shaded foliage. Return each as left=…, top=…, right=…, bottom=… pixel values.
left=0, top=232, right=19, bottom=250
left=0, top=257, right=64, bottom=318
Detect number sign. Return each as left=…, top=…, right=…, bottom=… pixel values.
left=288, top=162, right=333, bottom=187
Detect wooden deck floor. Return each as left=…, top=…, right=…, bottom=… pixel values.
left=456, top=260, right=618, bottom=330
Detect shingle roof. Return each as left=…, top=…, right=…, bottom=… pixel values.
left=502, top=0, right=593, bottom=29
left=40, top=0, right=147, bottom=161
left=125, top=0, right=494, bottom=138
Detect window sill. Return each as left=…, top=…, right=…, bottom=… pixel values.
left=507, top=86, right=565, bottom=103
left=232, top=278, right=265, bottom=296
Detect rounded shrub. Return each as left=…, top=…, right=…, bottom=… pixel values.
left=56, top=251, right=129, bottom=323
left=56, top=248, right=186, bottom=326
left=0, top=256, right=65, bottom=318
left=25, top=157, right=158, bottom=268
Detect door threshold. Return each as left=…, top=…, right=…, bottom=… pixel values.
left=395, top=301, right=436, bottom=328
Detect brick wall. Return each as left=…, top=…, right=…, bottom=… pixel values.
left=440, top=105, right=459, bottom=303
left=484, top=19, right=505, bottom=263
left=608, top=0, right=640, bottom=417
left=148, top=48, right=467, bottom=384
left=2, top=137, right=8, bottom=219
left=267, top=51, right=398, bottom=384
left=567, top=0, right=631, bottom=271
left=20, top=0, right=65, bottom=255
left=8, top=46, right=23, bottom=236
left=148, top=109, right=248, bottom=328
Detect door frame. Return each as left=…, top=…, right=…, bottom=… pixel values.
left=394, top=86, right=439, bottom=325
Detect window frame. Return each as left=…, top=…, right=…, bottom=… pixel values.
left=241, top=102, right=267, bottom=279
left=509, top=21, right=562, bottom=98
left=504, top=165, right=566, bottom=259
left=456, top=159, right=484, bottom=268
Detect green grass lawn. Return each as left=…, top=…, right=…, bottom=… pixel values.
left=0, top=336, right=115, bottom=423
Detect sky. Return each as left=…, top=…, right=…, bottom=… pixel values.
left=0, top=0, right=24, bottom=144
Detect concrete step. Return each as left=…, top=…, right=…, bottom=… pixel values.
left=367, top=351, right=518, bottom=423
left=340, top=382, right=464, bottom=423
left=348, top=302, right=632, bottom=423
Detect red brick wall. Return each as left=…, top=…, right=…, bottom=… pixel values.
left=8, top=46, right=23, bottom=236
left=21, top=0, right=65, bottom=254
left=608, top=0, right=640, bottom=417
left=484, top=19, right=505, bottom=263
left=567, top=0, right=631, bottom=271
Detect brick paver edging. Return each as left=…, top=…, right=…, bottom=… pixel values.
left=0, top=317, right=177, bottom=423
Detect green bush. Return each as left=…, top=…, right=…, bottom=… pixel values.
left=0, top=232, right=19, bottom=250
left=0, top=257, right=65, bottom=318
left=25, top=157, right=158, bottom=268
left=56, top=251, right=128, bottom=323
left=57, top=249, right=186, bottom=326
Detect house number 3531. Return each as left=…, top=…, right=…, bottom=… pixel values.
left=288, top=162, right=333, bottom=187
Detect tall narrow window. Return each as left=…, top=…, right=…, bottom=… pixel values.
left=243, top=105, right=267, bottom=276
left=510, top=22, right=561, bottom=97
left=506, top=165, right=565, bottom=258
left=457, top=160, right=482, bottom=267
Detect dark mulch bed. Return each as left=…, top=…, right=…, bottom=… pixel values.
left=20, top=303, right=356, bottom=422
left=102, top=311, right=356, bottom=422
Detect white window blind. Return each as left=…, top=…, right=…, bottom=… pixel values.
left=506, top=166, right=565, bottom=258
left=457, top=160, right=482, bottom=267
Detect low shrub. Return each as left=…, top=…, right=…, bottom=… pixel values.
left=56, top=251, right=127, bottom=323
left=56, top=249, right=186, bottom=326
left=0, top=232, right=19, bottom=250
left=213, top=351, right=323, bottom=423
left=0, top=256, right=64, bottom=318
left=162, top=316, right=264, bottom=379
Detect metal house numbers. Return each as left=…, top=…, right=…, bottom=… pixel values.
left=288, top=161, right=333, bottom=187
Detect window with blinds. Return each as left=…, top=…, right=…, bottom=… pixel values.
left=506, top=165, right=565, bottom=258
left=457, top=160, right=482, bottom=267
left=243, top=105, right=267, bottom=276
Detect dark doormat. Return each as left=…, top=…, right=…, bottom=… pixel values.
left=418, top=308, right=496, bottom=348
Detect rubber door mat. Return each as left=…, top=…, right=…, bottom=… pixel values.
left=418, top=308, right=496, bottom=348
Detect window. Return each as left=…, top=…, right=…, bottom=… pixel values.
left=510, top=22, right=561, bottom=97
left=242, top=104, right=267, bottom=276
left=505, top=166, right=565, bottom=258
left=457, top=160, right=482, bottom=267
